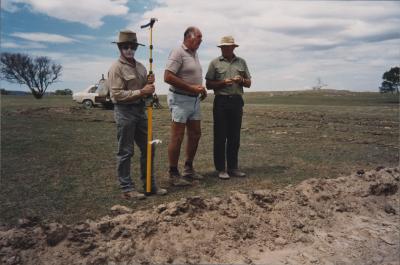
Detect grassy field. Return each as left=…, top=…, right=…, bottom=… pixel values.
left=1, top=90, right=399, bottom=225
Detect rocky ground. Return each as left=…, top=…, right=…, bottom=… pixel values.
left=1, top=167, right=399, bottom=265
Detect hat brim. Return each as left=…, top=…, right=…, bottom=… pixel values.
left=112, top=41, right=145, bottom=46
left=217, top=43, right=239, bottom=47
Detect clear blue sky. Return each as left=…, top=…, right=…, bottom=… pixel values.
left=1, top=0, right=399, bottom=94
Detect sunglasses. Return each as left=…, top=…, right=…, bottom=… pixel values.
left=120, top=44, right=138, bottom=50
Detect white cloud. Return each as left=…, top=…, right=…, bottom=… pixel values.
left=1, top=0, right=21, bottom=12
left=5, top=1, right=398, bottom=93
left=1, top=41, right=47, bottom=49
left=124, top=0, right=400, bottom=92
left=73, top=35, right=96, bottom=41
left=2, top=0, right=129, bottom=28
left=11, top=32, right=77, bottom=43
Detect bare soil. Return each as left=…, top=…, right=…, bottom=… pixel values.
left=1, top=167, right=398, bottom=265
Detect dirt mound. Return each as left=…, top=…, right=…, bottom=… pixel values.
left=1, top=167, right=399, bottom=265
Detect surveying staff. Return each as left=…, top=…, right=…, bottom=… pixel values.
left=108, top=30, right=167, bottom=199
left=164, top=26, right=207, bottom=186
left=205, top=36, right=251, bottom=179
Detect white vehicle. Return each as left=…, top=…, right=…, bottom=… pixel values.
left=72, top=75, right=112, bottom=109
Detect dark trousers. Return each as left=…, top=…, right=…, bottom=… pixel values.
left=213, top=95, right=244, bottom=171
left=114, top=104, right=155, bottom=192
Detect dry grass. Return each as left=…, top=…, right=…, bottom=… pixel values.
left=1, top=91, right=398, bottom=224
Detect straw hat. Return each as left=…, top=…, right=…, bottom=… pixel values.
left=112, top=30, right=144, bottom=46
left=217, top=35, right=239, bottom=47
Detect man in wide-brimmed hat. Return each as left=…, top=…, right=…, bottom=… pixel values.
left=108, top=30, right=167, bottom=199
left=205, top=35, right=252, bottom=180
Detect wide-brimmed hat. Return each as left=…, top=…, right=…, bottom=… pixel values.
left=112, top=30, right=145, bottom=46
left=217, top=35, right=239, bottom=47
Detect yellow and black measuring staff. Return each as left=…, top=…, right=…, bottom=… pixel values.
left=140, top=18, right=157, bottom=194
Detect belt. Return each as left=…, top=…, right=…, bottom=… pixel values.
left=114, top=100, right=144, bottom=107
left=169, top=88, right=198, bottom=98
left=215, top=94, right=242, bottom=98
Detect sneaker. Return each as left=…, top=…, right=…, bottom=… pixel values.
left=154, top=188, right=168, bottom=195
left=121, top=190, right=146, bottom=200
left=169, top=171, right=192, bottom=187
left=228, top=169, right=246, bottom=178
left=183, top=166, right=204, bottom=180
left=218, top=171, right=230, bottom=179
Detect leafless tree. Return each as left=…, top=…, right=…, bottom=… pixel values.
left=0, top=53, right=62, bottom=99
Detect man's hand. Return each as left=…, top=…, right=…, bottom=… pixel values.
left=232, top=75, right=244, bottom=84
left=190, top=84, right=207, bottom=100
left=191, top=84, right=206, bottom=95
left=200, top=88, right=207, bottom=100
left=223, top=78, right=234, bottom=86
left=140, top=84, right=155, bottom=96
left=147, top=74, right=155, bottom=84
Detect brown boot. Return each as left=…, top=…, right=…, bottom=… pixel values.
left=145, top=187, right=168, bottom=196
left=121, top=190, right=146, bottom=200
left=169, top=171, right=192, bottom=187
left=153, top=188, right=168, bottom=195
left=183, top=166, right=204, bottom=180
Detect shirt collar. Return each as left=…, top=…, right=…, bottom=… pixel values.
left=182, top=43, right=189, bottom=50
left=119, top=55, right=136, bottom=67
left=182, top=43, right=196, bottom=56
left=219, top=54, right=238, bottom=62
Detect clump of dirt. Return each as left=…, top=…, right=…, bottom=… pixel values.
left=1, top=167, right=399, bottom=265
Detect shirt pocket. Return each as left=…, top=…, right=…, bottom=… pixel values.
left=232, top=66, right=247, bottom=78
left=216, top=67, right=227, bottom=80
left=122, top=73, right=139, bottom=90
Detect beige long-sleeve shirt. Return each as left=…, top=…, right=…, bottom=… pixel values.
left=108, top=56, right=147, bottom=104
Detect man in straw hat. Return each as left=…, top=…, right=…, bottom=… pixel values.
left=164, top=26, right=207, bottom=186
left=108, top=30, right=167, bottom=199
left=205, top=35, right=252, bottom=179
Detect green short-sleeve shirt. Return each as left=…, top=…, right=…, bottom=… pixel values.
left=205, top=55, right=251, bottom=95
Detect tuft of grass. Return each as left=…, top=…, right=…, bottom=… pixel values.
left=1, top=91, right=399, bottom=224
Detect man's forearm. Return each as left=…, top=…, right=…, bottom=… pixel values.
left=206, top=79, right=225, bottom=90
left=164, top=70, right=195, bottom=93
left=243, top=78, right=251, bottom=88
left=111, top=88, right=142, bottom=102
